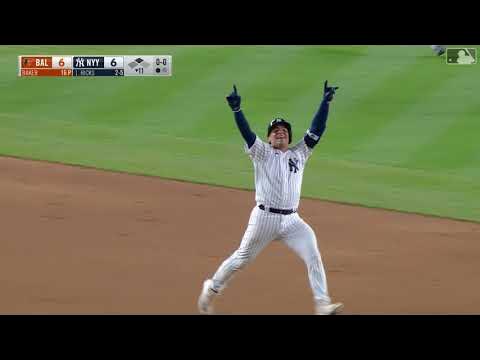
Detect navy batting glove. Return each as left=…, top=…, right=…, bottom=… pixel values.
left=323, top=80, right=339, bottom=102
left=226, top=84, right=241, bottom=111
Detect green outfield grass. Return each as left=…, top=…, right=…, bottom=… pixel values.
left=1, top=45, right=479, bottom=222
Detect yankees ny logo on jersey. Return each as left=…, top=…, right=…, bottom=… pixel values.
left=288, top=158, right=299, bottom=173
left=247, top=140, right=312, bottom=210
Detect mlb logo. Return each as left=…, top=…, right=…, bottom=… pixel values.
left=446, top=48, right=477, bottom=65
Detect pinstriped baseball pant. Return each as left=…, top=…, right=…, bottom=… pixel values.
left=211, top=206, right=331, bottom=303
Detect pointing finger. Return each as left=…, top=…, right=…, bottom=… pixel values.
left=233, top=85, right=238, bottom=95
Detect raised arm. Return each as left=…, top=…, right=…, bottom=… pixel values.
left=226, top=85, right=256, bottom=148
left=304, top=80, right=339, bottom=149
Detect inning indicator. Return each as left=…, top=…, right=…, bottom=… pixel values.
left=18, top=55, right=172, bottom=77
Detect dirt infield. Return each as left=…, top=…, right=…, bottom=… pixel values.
left=2, top=156, right=480, bottom=314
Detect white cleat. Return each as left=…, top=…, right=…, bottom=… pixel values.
left=315, top=301, right=344, bottom=315
left=197, top=279, right=218, bottom=315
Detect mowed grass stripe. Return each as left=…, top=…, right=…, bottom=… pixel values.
left=329, top=54, right=455, bottom=159
left=0, top=122, right=254, bottom=188
left=397, top=66, right=480, bottom=175
left=400, top=101, right=480, bottom=175
left=300, top=157, right=480, bottom=222
left=349, top=66, right=473, bottom=167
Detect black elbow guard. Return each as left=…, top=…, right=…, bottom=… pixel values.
left=304, top=129, right=320, bottom=148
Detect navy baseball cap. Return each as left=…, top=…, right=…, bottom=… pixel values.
left=267, top=118, right=292, bottom=144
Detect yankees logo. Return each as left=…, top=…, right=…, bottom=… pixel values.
left=288, top=158, right=299, bottom=173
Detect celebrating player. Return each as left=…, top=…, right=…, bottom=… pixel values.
left=197, top=81, right=344, bottom=315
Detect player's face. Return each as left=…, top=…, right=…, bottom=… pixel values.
left=268, top=125, right=289, bottom=149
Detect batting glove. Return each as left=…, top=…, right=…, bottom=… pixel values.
left=226, top=84, right=242, bottom=112
left=323, top=80, right=339, bottom=102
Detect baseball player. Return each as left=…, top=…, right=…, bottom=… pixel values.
left=431, top=45, right=446, bottom=56
left=197, top=81, right=343, bottom=315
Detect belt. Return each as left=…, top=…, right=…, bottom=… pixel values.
left=258, top=204, right=296, bottom=215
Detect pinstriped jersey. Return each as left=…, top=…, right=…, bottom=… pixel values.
left=244, top=136, right=313, bottom=210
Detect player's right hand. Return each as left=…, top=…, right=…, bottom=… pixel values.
left=226, top=85, right=241, bottom=111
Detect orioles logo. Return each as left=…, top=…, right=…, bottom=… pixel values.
left=22, top=58, right=35, bottom=67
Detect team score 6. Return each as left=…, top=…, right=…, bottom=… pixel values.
left=111, top=58, right=117, bottom=67
left=114, top=69, right=124, bottom=76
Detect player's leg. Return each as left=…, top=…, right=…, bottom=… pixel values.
left=211, top=208, right=280, bottom=291
left=279, top=216, right=330, bottom=303
left=198, top=207, right=280, bottom=314
left=279, top=215, right=343, bottom=314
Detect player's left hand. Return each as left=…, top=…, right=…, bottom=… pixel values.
left=323, top=80, right=339, bottom=102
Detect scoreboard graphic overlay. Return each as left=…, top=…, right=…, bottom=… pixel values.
left=18, top=55, right=172, bottom=77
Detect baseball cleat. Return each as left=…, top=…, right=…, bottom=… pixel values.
left=315, top=301, right=344, bottom=315
left=197, top=279, right=217, bottom=315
